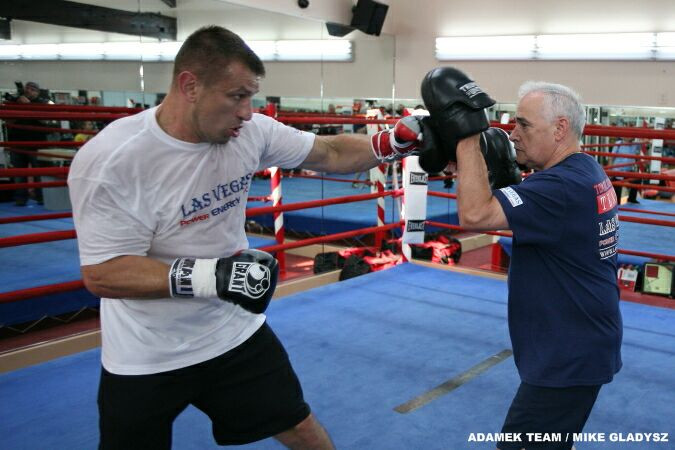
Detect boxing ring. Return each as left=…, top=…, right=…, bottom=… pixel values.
left=1, top=103, right=675, bottom=448
left=1, top=264, right=674, bottom=449
left=1, top=104, right=674, bottom=323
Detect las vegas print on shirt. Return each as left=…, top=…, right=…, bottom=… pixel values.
left=594, top=178, right=619, bottom=260
left=179, top=174, right=253, bottom=227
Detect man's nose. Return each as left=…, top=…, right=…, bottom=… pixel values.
left=238, top=100, right=253, bottom=121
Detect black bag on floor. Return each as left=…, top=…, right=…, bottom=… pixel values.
left=313, top=252, right=345, bottom=274
left=339, top=255, right=372, bottom=281
left=411, top=245, right=434, bottom=261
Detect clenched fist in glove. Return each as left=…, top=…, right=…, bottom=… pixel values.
left=371, top=115, right=427, bottom=163
left=370, top=114, right=446, bottom=169
left=169, top=249, right=279, bottom=314
left=419, top=66, right=496, bottom=173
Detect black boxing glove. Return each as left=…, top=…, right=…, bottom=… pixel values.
left=480, top=127, right=522, bottom=190
left=417, top=116, right=455, bottom=174
left=420, top=67, right=495, bottom=172
left=169, top=249, right=279, bottom=314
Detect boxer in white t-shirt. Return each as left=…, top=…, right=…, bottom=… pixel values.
left=69, top=26, right=423, bottom=450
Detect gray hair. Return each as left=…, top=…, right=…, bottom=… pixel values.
left=518, top=81, right=586, bottom=138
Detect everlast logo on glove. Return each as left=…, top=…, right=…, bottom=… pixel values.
left=406, top=220, right=426, bottom=232
left=409, top=172, right=428, bottom=185
left=459, top=82, right=484, bottom=98
left=228, top=262, right=271, bottom=299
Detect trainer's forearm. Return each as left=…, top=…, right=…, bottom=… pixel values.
left=81, top=255, right=170, bottom=299
left=456, top=135, right=493, bottom=227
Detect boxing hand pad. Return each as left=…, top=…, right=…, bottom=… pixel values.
left=480, top=127, right=522, bottom=189
left=417, top=116, right=457, bottom=174
left=421, top=67, right=495, bottom=151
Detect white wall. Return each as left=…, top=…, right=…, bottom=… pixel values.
left=1, top=0, right=674, bottom=108
left=234, top=0, right=675, bottom=107
left=387, top=0, right=675, bottom=106
left=1, top=60, right=145, bottom=92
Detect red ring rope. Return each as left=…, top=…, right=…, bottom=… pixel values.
left=278, top=117, right=396, bottom=125
left=5, top=123, right=98, bottom=135
left=289, top=173, right=374, bottom=185
left=0, top=104, right=142, bottom=113
left=0, top=110, right=130, bottom=120
left=1, top=141, right=81, bottom=148
left=491, top=122, right=675, bottom=140
left=0, top=230, right=76, bottom=248
left=618, top=215, right=675, bottom=227
left=0, top=181, right=68, bottom=190
left=246, top=190, right=400, bottom=217
left=2, top=148, right=77, bottom=160
left=0, top=212, right=72, bottom=224
left=582, top=142, right=646, bottom=149
left=0, top=167, right=69, bottom=177
left=605, top=171, right=675, bottom=181
left=260, top=222, right=402, bottom=254
left=584, top=151, right=675, bottom=164
left=613, top=182, right=675, bottom=193
left=0, top=281, right=85, bottom=304
left=618, top=207, right=675, bottom=217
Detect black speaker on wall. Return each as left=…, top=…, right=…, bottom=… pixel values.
left=350, top=0, right=389, bottom=36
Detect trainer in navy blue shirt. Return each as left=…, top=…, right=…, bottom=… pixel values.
left=453, top=80, right=623, bottom=450
left=495, top=153, right=623, bottom=387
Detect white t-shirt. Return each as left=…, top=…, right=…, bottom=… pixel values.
left=68, top=107, right=315, bottom=375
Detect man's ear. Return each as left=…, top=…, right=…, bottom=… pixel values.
left=177, top=71, right=199, bottom=102
left=554, top=116, right=569, bottom=142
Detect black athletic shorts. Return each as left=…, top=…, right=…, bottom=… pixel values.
left=98, top=323, right=310, bottom=450
left=497, top=382, right=602, bottom=450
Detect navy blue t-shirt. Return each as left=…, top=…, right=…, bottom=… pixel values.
left=494, top=152, right=623, bottom=387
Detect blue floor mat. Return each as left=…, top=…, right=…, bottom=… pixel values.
left=2, top=264, right=673, bottom=449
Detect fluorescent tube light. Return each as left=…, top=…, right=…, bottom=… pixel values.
left=247, top=41, right=277, bottom=61
left=276, top=40, right=352, bottom=61
left=536, top=33, right=654, bottom=59
left=436, top=32, right=671, bottom=60
left=656, top=32, right=675, bottom=59
left=436, top=35, right=536, bottom=60
left=0, top=44, right=20, bottom=59
left=0, top=40, right=352, bottom=62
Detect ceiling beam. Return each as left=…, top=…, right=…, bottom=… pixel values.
left=0, top=0, right=176, bottom=41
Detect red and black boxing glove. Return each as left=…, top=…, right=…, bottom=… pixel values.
left=371, top=113, right=449, bottom=175
left=370, top=115, right=427, bottom=163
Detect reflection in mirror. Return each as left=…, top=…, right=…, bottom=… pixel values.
left=0, top=0, right=148, bottom=205
left=0, top=0, right=153, bottom=107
